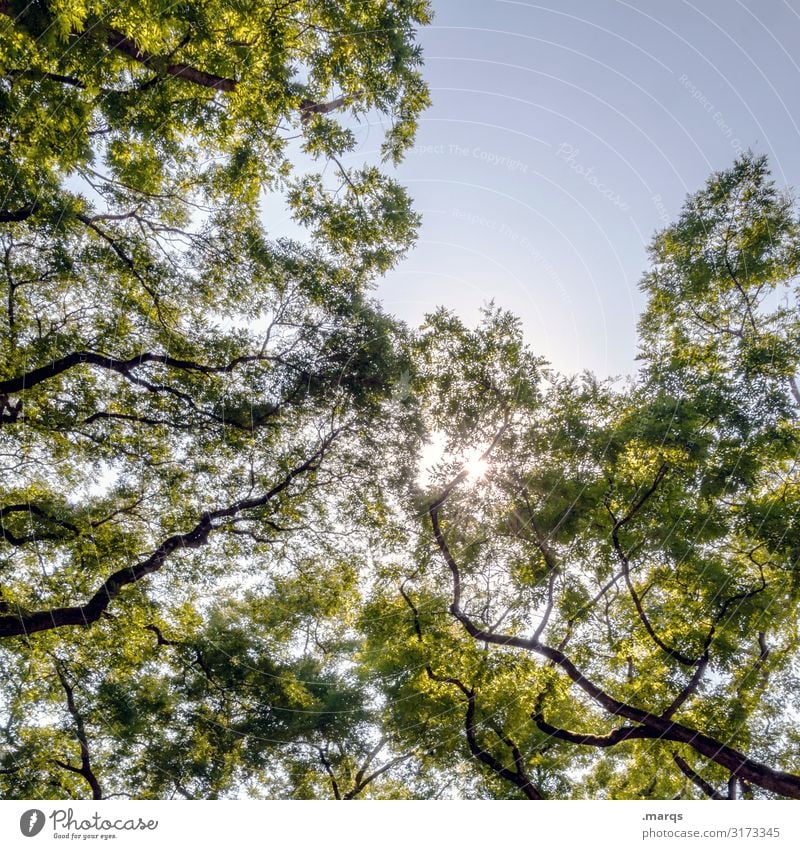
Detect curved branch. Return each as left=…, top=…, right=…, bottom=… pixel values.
left=464, top=691, right=543, bottom=799
left=449, top=587, right=800, bottom=797
left=1, top=503, right=79, bottom=547
left=6, top=69, right=86, bottom=88
left=672, top=752, right=725, bottom=800
left=429, top=481, right=800, bottom=799
left=350, top=737, right=387, bottom=795
left=607, top=466, right=701, bottom=667
left=399, top=583, right=543, bottom=799
left=54, top=664, right=102, bottom=800
left=344, top=749, right=413, bottom=799
left=0, top=433, right=336, bottom=638
left=532, top=711, right=658, bottom=748
left=300, top=95, right=350, bottom=120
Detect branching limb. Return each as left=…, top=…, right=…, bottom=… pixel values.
left=343, top=747, right=413, bottom=800
left=0, top=349, right=278, bottom=396
left=0, top=431, right=337, bottom=638
left=399, top=583, right=543, bottom=799
left=53, top=664, right=103, bottom=800
left=672, top=752, right=725, bottom=799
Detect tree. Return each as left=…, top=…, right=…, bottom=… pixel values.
left=0, top=0, right=432, bottom=798
left=1, top=0, right=430, bottom=214
left=374, top=153, right=800, bottom=799
left=3, top=3, right=800, bottom=800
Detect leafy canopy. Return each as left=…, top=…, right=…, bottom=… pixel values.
left=381, top=153, right=800, bottom=799
left=2, top=1, right=800, bottom=800
left=1, top=0, right=429, bottom=800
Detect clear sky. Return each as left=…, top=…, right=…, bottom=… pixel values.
left=361, top=0, right=800, bottom=378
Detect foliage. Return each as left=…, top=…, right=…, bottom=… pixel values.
left=387, top=154, right=800, bottom=799
left=0, top=0, right=430, bottom=800
left=2, top=2, right=800, bottom=801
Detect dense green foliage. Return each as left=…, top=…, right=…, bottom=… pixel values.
left=0, top=0, right=430, bottom=799
left=2, top=1, right=800, bottom=801
left=382, top=153, right=800, bottom=800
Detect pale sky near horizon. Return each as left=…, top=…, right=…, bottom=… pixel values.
left=363, top=0, right=800, bottom=379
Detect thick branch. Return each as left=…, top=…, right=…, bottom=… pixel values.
left=449, top=590, right=800, bottom=797
left=0, top=433, right=336, bottom=638
left=6, top=69, right=85, bottom=88
left=144, top=624, right=181, bottom=647
left=0, top=204, right=39, bottom=223
left=0, top=349, right=274, bottom=395
left=532, top=712, right=657, bottom=748
left=464, top=692, right=542, bottom=799
left=103, top=28, right=235, bottom=91
left=672, top=753, right=725, bottom=800
left=350, top=737, right=387, bottom=794
left=300, top=95, right=349, bottom=121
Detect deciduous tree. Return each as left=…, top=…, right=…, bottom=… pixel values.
left=0, top=0, right=430, bottom=798
left=373, top=154, right=800, bottom=799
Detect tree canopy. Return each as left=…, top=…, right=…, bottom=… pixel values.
left=2, top=1, right=800, bottom=801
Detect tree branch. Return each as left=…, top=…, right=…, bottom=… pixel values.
left=0, top=203, right=39, bottom=223
left=532, top=711, right=657, bottom=748
left=318, top=747, right=341, bottom=800
left=103, top=27, right=235, bottom=91
left=0, top=432, right=337, bottom=638
left=54, top=664, right=103, bottom=800
left=672, top=752, right=725, bottom=800
left=399, top=583, right=543, bottom=799
left=608, top=465, right=702, bottom=667
left=344, top=750, right=413, bottom=799
left=0, top=348, right=275, bottom=395
left=660, top=652, right=709, bottom=719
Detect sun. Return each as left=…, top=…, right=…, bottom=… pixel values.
left=464, top=456, right=490, bottom=481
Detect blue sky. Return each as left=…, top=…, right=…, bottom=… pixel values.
left=364, top=0, right=800, bottom=378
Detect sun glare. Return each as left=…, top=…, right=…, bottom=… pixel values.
left=417, top=434, right=492, bottom=486
left=465, top=456, right=490, bottom=481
